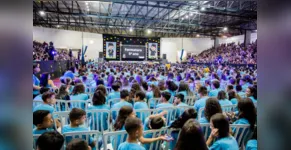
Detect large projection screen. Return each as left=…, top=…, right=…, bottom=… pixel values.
left=121, top=45, right=146, bottom=60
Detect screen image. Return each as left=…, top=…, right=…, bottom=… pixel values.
left=121, top=45, right=145, bottom=60
left=148, top=43, right=157, bottom=59
left=106, top=42, right=116, bottom=59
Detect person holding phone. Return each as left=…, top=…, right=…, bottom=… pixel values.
left=206, top=113, right=239, bottom=150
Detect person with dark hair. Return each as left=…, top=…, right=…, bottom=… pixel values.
left=206, top=113, right=239, bottom=150
left=193, top=86, right=209, bottom=112
left=173, top=93, right=188, bottom=118
left=87, top=90, right=110, bottom=131
left=129, top=83, right=142, bottom=104
left=55, top=85, right=70, bottom=100
left=217, top=90, right=232, bottom=106
left=233, top=98, right=257, bottom=130
left=200, top=98, right=222, bottom=123
left=168, top=108, right=197, bottom=149
left=33, top=110, right=54, bottom=134
left=112, top=90, right=133, bottom=120
left=133, top=91, right=148, bottom=123
left=177, top=82, right=188, bottom=98
left=246, top=86, right=257, bottom=103
left=209, top=80, right=221, bottom=97
left=165, top=80, right=178, bottom=98
left=226, top=85, right=234, bottom=93
left=156, top=91, right=173, bottom=108
left=146, top=84, right=161, bottom=108
left=235, top=85, right=246, bottom=98
left=158, top=80, right=166, bottom=91
left=66, top=139, right=91, bottom=150
left=245, top=126, right=257, bottom=150
left=175, top=119, right=208, bottom=150
left=33, top=91, right=56, bottom=114
left=33, top=64, right=41, bottom=98
left=108, top=82, right=121, bottom=100
left=34, top=87, right=50, bottom=101
left=141, top=81, right=148, bottom=92
left=228, top=90, right=239, bottom=105
left=62, top=108, right=95, bottom=148
left=36, top=131, right=64, bottom=150
left=70, top=83, right=89, bottom=109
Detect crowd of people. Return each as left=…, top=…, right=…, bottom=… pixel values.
left=33, top=41, right=76, bottom=61
left=32, top=61, right=257, bottom=150
left=188, top=41, right=257, bottom=64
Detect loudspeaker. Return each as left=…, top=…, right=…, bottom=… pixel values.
left=99, top=52, right=103, bottom=58
left=162, top=54, right=167, bottom=59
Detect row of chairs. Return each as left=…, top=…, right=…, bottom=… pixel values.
left=33, top=123, right=251, bottom=150
left=33, top=96, right=197, bottom=111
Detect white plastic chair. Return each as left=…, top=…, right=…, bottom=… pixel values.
left=134, top=109, right=152, bottom=124
left=33, top=134, right=41, bottom=150
left=143, top=127, right=169, bottom=150
left=197, top=107, right=205, bottom=121
left=102, top=130, right=127, bottom=150
left=55, top=100, right=88, bottom=111
left=107, top=98, right=120, bottom=107
left=152, top=107, right=176, bottom=126
left=200, top=123, right=211, bottom=140
left=221, top=104, right=237, bottom=113
left=230, top=124, right=251, bottom=147
left=147, top=98, right=160, bottom=108
left=53, top=111, right=70, bottom=133
left=63, top=131, right=102, bottom=150
left=87, top=109, right=111, bottom=132
left=184, top=96, right=196, bottom=106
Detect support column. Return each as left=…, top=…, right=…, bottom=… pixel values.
left=214, top=37, right=219, bottom=49
left=244, top=30, right=251, bottom=47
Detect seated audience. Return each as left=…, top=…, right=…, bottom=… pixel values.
left=33, top=110, right=54, bottom=134
left=209, top=80, right=221, bottom=97
left=66, top=139, right=91, bottom=150
left=33, top=91, right=56, bottom=114
left=36, top=131, right=64, bottom=150
left=107, top=82, right=121, bottom=100
left=217, top=91, right=232, bottom=106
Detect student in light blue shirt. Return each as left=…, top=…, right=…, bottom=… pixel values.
left=209, top=80, right=221, bottom=97
left=33, top=91, right=56, bottom=114
left=177, top=82, right=188, bottom=98
left=87, top=90, right=110, bottom=131
left=173, top=93, right=188, bottom=118
left=146, top=84, right=161, bottom=108
left=199, top=98, right=222, bottom=124
left=236, top=85, right=246, bottom=98
left=133, top=91, right=149, bottom=123
left=156, top=91, right=173, bottom=109
left=118, top=117, right=165, bottom=150
left=112, top=90, right=133, bottom=120
left=70, top=83, right=90, bottom=109
left=232, top=98, right=256, bottom=134
left=228, top=90, right=238, bottom=105
left=33, top=110, right=55, bottom=134
left=168, top=108, right=197, bottom=150
left=240, top=78, right=249, bottom=92
left=107, top=82, right=121, bottom=100
left=33, top=87, right=50, bottom=101
left=206, top=113, right=239, bottom=150
left=193, top=86, right=209, bottom=112
left=62, top=108, right=95, bottom=148
left=217, top=91, right=233, bottom=106
left=246, top=86, right=257, bottom=103
left=165, top=80, right=178, bottom=98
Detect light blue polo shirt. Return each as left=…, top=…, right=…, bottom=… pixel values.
left=209, top=89, right=220, bottom=97
left=246, top=139, right=257, bottom=150
left=33, top=104, right=54, bottom=114
left=87, top=104, right=110, bottom=131
left=118, top=142, right=145, bottom=150
left=108, top=91, right=121, bottom=100
left=193, top=96, right=209, bottom=112
left=219, top=99, right=233, bottom=106
left=111, top=101, right=133, bottom=120
left=209, top=136, right=239, bottom=150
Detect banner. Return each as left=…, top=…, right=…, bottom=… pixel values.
left=105, top=42, right=117, bottom=59
left=121, top=45, right=146, bottom=60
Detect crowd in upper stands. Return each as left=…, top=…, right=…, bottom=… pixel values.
left=33, top=41, right=76, bottom=61
left=188, top=41, right=257, bottom=64
left=32, top=60, right=257, bottom=150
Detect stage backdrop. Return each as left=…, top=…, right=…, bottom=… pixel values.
left=103, top=34, right=160, bottom=61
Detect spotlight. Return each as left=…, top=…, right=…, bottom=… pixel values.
left=223, top=27, right=228, bottom=31
left=129, top=27, right=133, bottom=32
left=190, top=13, right=193, bottom=16
left=90, top=40, right=94, bottom=44
left=147, top=29, right=152, bottom=34
left=39, top=11, right=45, bottom=16
left=185, top=15, right=189, bottom=18
left=201, top=7, right=205, bottom=11
left=196, top=34, right=200, bottom=37
left=57, top=25, right=60, bottom=28
left=85, top=2, right=88, bottom=5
